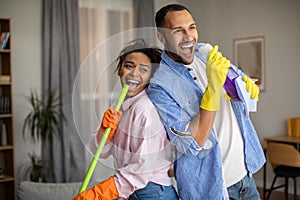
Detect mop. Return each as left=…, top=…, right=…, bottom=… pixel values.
left=78, top=84, right=129, bottom=194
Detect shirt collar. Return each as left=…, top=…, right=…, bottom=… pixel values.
left=161, top=50, right=192, bottom=75
left=122, top=89, right=146, bottom=111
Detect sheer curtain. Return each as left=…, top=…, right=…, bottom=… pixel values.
left=78, top=0, right=134, bottom=182
left=77, top=0, right=156, bottom=182
left=133, top=0, right=155, bottom=28
left=42, top=0, right=85, bottom=182
left=133, top=0, right=156, bottom=46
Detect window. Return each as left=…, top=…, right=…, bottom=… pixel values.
left=78, top=0, right=133, bottom=178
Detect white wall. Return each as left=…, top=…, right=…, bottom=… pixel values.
left=179, top=0, right=300, bottom=136
left=0, top=0, right=42, bottom=183
left=1, top=0, right=300, bottom=193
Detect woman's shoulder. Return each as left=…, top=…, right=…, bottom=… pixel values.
left=132, top=92, right=156, bottom=114
left=130, top=93, right=166, bottom=135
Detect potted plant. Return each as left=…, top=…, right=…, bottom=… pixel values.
left=22, top=90, right=65, bottom=182
left=19, top=152, right=44, bottom=182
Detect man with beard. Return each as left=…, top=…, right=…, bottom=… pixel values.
left=147, top=4, right=265, bottom=199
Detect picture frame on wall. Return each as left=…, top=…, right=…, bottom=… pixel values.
left=233, top=36, right=265, bottom=91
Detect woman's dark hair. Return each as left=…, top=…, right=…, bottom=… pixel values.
left=115, top=39, right=162, bottom=75
left=155, top=4, right=192, bottom=28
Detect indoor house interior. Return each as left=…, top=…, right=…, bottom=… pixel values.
left=0, top=0, right=299, bottom=199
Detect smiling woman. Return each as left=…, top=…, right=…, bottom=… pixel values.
left=116, top=39, right=161, bottom=97
left=73, top=39, right=179, bottom=199
left=118, top=52, right=152, bottom=97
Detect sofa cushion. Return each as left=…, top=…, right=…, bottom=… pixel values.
left=17, top=181, right=87, bottom=200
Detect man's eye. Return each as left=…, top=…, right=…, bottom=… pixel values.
left=173, top=29, right=182, bottom=33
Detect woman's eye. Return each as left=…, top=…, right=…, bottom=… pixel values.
left=125, top=64, right=133, bottom=69
left=140, top=67, right=150, bottom=73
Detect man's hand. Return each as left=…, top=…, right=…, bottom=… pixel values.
left=242, top=76, right=260, bottom=101
left=200, top=45, right=230, bottom=111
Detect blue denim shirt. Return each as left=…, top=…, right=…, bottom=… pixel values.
left=147, top=43, right=265, bottom=200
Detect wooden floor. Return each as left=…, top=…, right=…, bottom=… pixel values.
left=258, top=187, right=300, bottom=200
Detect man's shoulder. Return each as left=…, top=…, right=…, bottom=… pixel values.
left=150, top=63, right=176, bottom=85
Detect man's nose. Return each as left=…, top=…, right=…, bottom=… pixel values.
left=183, top=29, right=193, bottom=39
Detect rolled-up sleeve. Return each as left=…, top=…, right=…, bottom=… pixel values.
left=147, top=85, right=216, bottom=158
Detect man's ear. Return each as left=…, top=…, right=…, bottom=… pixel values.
left=157, top=32, right=166, bottom=45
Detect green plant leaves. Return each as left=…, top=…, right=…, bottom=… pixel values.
left=22, top=89, right=66, bottom=144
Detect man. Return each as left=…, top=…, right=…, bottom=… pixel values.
left=147, top=4, right=265, bottom=199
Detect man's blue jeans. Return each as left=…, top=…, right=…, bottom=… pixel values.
left=128, top=182, right=179, bottom=200
left=227, top=174, right=260, bottom=200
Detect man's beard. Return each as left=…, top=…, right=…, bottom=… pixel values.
left=165, top=50, right=192, bottom=65
left=161, top=33, right=195, bottom=65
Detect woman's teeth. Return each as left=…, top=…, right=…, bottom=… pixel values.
left=127, top=80, right=139, bottom=89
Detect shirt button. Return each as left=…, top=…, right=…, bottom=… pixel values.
left=193, top=77, right=197, bottom=80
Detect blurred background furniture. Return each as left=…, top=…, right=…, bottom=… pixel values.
left=263, top=135, right=300, bottom=199
left=288, top=117, right=300, bottom=137
left=263, top=119, right=300, bottom=200
left=265, top=142, right=300, bottom=200
left=17, top=181, right=96, bottom=200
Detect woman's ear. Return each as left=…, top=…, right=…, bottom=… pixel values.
left=157, top=32, right=166, bottom=45
left=117, top=69, right=121, bottom=76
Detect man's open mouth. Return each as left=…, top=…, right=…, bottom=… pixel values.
left=179, top=42, right=194, bottom=55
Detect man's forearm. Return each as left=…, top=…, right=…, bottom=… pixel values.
left=189, top=109, right=216, bottom=146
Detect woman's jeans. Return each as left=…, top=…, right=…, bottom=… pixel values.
left=227, top=174, right=260, bottom=200
left=128, top=182, right=178, bottom=200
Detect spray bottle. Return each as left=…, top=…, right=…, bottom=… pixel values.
left=197, top=43, right=241, bottom=101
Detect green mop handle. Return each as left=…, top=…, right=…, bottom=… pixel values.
left=78, top=84, right=129, bottom=194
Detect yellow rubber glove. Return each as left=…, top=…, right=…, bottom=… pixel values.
left=73, top=176, right=119, bottom=200
left=200, top=45, right=230, bottom=111
left=224, top=93, right=231, bottom=100
left=242, top=76, right=260, bottom=101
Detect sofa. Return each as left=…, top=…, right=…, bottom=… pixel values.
left=17, top=179, right=177, bottom=200
left=17, top=181, right=95, bottom=200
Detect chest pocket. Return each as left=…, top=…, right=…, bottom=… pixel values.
left=165, top=73, right=201, bottom=117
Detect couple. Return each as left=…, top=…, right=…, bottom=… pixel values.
left=74, top=4, right=265, bottom=200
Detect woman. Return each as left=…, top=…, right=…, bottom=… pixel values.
left=74, top=39, right=178, bottom=200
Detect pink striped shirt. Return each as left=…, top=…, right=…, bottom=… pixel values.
left=90, top=90, right=173, bottom=198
